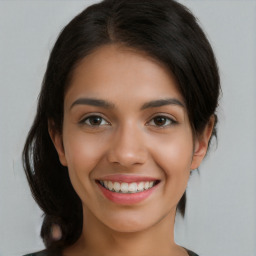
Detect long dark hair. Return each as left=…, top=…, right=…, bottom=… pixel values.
left=23, top=0, right=220, bottom=250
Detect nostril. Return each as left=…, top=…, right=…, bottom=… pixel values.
left=107, top=150, right=147, bottom=167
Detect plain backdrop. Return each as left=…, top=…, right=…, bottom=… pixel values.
left=0, top=1, right=256, bottom=256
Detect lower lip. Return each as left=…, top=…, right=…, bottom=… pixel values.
left=96, top=182, right=159, bottom=205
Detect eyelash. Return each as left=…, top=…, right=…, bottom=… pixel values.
left=147, top=115, right=177, bottom=127
left=79, top=114, right=177, bottom=128
left=79, top=115, right=110, bottom=127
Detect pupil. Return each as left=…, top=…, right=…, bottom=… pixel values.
left=154, top=117, right=166, bottom=126
left=90, top=116, right=102, bottom=125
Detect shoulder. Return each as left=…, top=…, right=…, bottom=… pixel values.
left=24, top=248, right=198, bottom=256
left=23, top=249, right=61, bottom=256
left=186, top=248, right=199, bottom=256
left=23, top=250, right=46, bottom=256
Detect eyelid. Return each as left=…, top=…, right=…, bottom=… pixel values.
left=79, top=113, right=110, bottom=126
left=146, top=113, right=177, bottom=127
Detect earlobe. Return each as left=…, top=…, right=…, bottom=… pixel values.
left=48, top=120, right=67, bottom=166
left=190, top=116, right=215, bottom=170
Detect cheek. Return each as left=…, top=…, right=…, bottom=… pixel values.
left=63, top=127, right=106, bottom=166
left=150, top=129, right=193, bottom=185
left=153, top=127, right=193, bottom=159
left=62, top=127, right=109, bottom=191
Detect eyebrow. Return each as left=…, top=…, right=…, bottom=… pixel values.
left=141, top=98, right=185, bottom=110
left=70, top=97, right=185, bottom=110
left=70, top=98, right=115, bottom=110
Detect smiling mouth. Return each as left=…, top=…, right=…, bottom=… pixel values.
left=97, top=180, right=160, bottom=194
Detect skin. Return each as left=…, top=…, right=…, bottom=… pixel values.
left=50, top=44, right=214, bottom=256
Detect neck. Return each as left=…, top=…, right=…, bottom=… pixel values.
left=64, top=206, right=187, bottom=256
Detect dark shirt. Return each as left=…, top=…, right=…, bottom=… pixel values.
left=23, top=248, right=199, bottom=256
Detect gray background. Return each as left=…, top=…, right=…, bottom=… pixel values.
left=0, top=1, right=255, bottom=256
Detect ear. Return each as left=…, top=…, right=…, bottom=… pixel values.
left=48, top=120, right=67, bottom=166
left=190, top=115, right=215, bottom=170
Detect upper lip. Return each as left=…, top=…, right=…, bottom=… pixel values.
left=96, top=174, right=160, bottom=183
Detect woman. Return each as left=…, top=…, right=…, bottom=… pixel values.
left=23, top=0, right=220, bottom=255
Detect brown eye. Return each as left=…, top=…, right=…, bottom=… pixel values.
left=147, top=115, right=176, bottom=127
left=82, top=115, right=109, bottom=126
left=153, top=116, right=168, bottom=126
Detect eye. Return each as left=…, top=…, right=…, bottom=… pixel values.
left=147, top=115, right=176, bottom=127
left=80, top=115, right=109, bottom=126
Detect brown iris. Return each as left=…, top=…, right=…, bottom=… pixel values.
left=153, top=116, right=168, bottom=126
left=88, top=116, right=103, bottom=126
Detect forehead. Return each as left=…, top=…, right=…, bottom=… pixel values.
left=65, top=44, right=184, bottom=107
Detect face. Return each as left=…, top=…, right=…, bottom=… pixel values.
left=50, top=44, right=210, bottom=233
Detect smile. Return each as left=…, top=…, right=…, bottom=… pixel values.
left=96, top=175, right=160, bottom=205
left=98, top=180, right=157, bottom=193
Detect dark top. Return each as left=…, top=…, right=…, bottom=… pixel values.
left=23, top=248, right=199, bottom=256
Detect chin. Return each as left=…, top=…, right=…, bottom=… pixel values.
left=102, top=213, right=152, bottom=233
left=107, top=223, right=149, bottom=233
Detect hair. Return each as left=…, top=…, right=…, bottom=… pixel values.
left=23, top=0, right=220, bottom=250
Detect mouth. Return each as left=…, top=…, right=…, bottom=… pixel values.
left=96, top=180, right=160, bottom=194
left=95, top=175, right=161, bottom=205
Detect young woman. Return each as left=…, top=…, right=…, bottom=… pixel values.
left=23, top=0, right=220, bottom=255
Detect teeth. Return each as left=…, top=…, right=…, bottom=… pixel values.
left=128, top=182, right=137, bottom=193
left=137, top=182, right=144, bottom=191
left=108, top=181, right=114, bottom=191
left=113, top=182, right=121, bottom=192
left=120, top=182, right=129, bottom=193
left=99, top=180, right=156, bottom=193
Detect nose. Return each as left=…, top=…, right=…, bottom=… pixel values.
left=107, top=124, right=147, bottom=167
